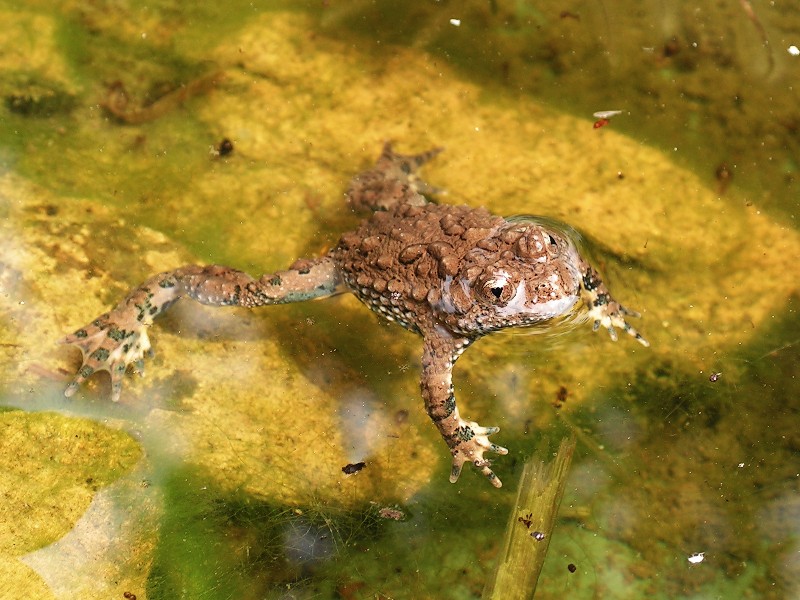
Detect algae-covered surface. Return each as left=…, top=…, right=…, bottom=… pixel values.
left=0, top=1, right=798, bottom=598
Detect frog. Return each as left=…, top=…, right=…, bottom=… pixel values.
left=62, top=142, right=648, bottom=488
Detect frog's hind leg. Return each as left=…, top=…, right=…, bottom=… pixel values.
left=347, top=142, right=444, bottom=212
left=62, top=256, right=342, bottom=400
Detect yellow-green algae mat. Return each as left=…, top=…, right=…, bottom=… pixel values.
left=0, top=9, right=799, bottom=598
left=0, top=411, right=143, bottom=598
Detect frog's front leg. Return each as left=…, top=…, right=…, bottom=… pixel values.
left=420, top=332, right=508, bottom=488
left=580, top=264, right=649, bottom=347
left=62, top=257, right=341, bottom=401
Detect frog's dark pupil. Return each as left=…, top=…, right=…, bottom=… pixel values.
left=491, top=286, right=503, bottom=299
left=547, top=234, right=557, bottom=246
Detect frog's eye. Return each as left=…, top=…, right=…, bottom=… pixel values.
left=481, top=272, right=515, bottom=305
left=484, top=282, right=511, bottom=304
left=545, top=232, right=561, bottom=256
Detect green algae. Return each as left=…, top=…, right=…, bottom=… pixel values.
left=0, top=2, right=797, bottom=598
left=1, top=71, right=76, bottom=116
left=0, top=410, right=141, bottom=596
left=311, top=0, right=800, bottom=226
left=145, top=464, right=395, bottom=599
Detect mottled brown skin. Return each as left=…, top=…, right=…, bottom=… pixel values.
left=62, top=143, right=648, bottom=488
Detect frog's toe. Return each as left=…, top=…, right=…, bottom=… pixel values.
left=64, top=368, right=94, bottom=398
left=621, top=320, right=649, bottom=347
left=473, top=425, right=499, bottom=436
left=476, top=462, right=503, bottom=489
left=615, top=306, right=649, bottom=346
left=133, top=356, right=148, bottom=376
left=491, top=442, right=509, bottom=455
left=449, top=454, right=503, bottom=488
left=449, top=460, right=464, bottom=484
left=619, top=305, right=641, bottom=319
left=594, top=318, right=621, bottom=342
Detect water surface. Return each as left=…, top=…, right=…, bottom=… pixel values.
left=0, top=2, right=797, bottom=598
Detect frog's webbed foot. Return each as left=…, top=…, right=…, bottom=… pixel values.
left=449, top=419, right=509, bottom=488
left=378, top=141, right=446, bottom=196
left=581, top=266, right=649, bottom=347
left=588, top=301, right=649, bottom=347
left=61, top=312, right=153, bottom=402
left=347, top=142, right=445, bottom=211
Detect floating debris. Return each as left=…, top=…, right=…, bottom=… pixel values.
left=592, top=110, right=622, bottom=129
left=341, top=461, right=366, bottom=475
left=592, top=110, right=623, bottom=119
left=218, top=138, right=234, bottom=156
left=103, top=71, right=225, bottom=124
left=377, top=506, right=406, bottom=521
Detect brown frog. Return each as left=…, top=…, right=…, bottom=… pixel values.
left=62, top=143, right=648, bottom=488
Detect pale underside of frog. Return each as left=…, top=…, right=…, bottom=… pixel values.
left=62, top=143, right=648, bottom=488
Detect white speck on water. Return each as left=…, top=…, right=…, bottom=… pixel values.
left=688, top=552, right=705, bottom=564
left=592, top=110, right=622, bottom=119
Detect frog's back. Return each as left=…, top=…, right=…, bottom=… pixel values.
left=333, top=203, right=505, bottom=333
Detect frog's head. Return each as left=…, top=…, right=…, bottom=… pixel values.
left=439, top=220, right=584, bottom=336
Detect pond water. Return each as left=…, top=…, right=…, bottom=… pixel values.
left=0, top=2, right=798, bottom=599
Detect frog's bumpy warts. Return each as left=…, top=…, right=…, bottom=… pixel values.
left=62, top=141, right=648, bottom=488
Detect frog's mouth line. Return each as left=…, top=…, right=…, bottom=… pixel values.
left=494, top=281, right=578, bottom=321
left=501, top=300, right=593, bottom=339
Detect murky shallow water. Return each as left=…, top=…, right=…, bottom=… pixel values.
left=0, top=2, right=798, bottom=599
